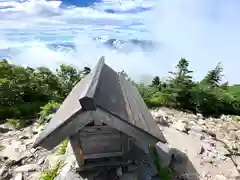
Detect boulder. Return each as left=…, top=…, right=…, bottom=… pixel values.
left=14, top=164, right=40, bottom=173
left=172, top=121, right=188, bottom=133
left=0, top=165, right=12, bottom=180
left=0, top=123, right=12, bottom=134
left=155, top=141, right=172, bottom=168
left=13, top=173, right=23, bottom=180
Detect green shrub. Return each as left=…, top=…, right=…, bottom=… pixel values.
left=232, top=115, right=240, bottom=121
left=39, top=160, right=65, bottom=180
left=56, top=140, right=69, bottom=155
left=149, top=145, right=172, bottom=180
left=39, top=101, right=61, bottom=120
left=0, top=102, right=45, bottom=121
left=7, top=118, right=29, bottom=130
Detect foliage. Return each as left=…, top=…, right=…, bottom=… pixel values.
left=149, top=145, right=172, bottom=180
left=39, top=160, right=65, bottom=180
left=0, top=59, right=91, bottom=122
left=1, top=57, right=240, bottom=122
left=139, top=58, right=240, bottom=117
left=39, top=101, right=61, bottom=120
left=7, top=118, right=30, bottom=130
left=56, top=140, right=69, bottom=155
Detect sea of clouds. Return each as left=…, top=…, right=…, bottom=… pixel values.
left=0, top=0, right=240, bottom=83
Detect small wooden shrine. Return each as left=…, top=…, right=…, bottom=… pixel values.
left=33, top=57, right=168, bottom=171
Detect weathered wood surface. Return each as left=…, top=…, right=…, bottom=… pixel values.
left=79, top=125, right=123, bottom=158
left=70, top=135, right=85, bottom=166
left=119, top=75, right=166, bottom=143
left=34, top=111, right=93, bottom=150
left=33, top=57, right=167, bottom=151
left=93, top=109, right=161, bottom=147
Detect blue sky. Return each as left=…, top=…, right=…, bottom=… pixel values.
left=0, top=0, right=240, bottom=84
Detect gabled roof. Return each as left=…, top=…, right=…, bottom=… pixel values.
left=33, top=57, right=167, bottom=150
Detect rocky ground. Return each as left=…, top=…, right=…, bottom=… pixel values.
left=151, top=107, right=240, bottom=180
left=0, top=107, right=240, bottom=180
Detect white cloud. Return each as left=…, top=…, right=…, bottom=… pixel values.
left=0, top=0, right=240, bottom=83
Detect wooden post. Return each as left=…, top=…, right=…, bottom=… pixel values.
left=70, top=134, right=85, bottom=167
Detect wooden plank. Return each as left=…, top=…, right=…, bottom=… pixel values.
left=93, top=108, right=160, bottom=147
left=119, top=76, right=148, bottom=130
left=94, top=64, right=129, bottom=121
left=79, top=125, right=119, bottom=135
left=34, top=111, right=93, bottom=150
left=70, top=135, right=85, bottom=166
left=119, top=76, right=167, bottom=143
left=76, top=159, right=133, bottom=172
left=84, top=152, right=123, bottom=159
left=80, top=131, right=122, bottom=156
left=121, top=133, right=129, bottom=154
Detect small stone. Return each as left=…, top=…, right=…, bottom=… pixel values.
left=232, top=143, right=239, bottom=151
left=217, top=154, right=227, bottom=161
left=172, top=121, right=188, bottom=133
left=188, top=130, right=205, bottom=140
left=191, top=125, right=203, bottom=133
left=37, top=157, right=46, bottom=165
left=0, top=125, right=11, bottom=134
left=196, top=113, right=203, bottom=119
left=155, top=141, right=172, bottom=167
left=14, top=164, right=40, bottom=173
left=0, top=166, right=12, bottom=180
left=14, top=173, right=23, bottom=180
left=19, top=135, right=28, bottom=140
left=215, top=175, right=227, bottom=180
left=199, top=145, right=205, bottom=155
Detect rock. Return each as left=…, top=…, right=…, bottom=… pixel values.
left=54, top=171, right=83, bottom=180
left=18, top=135, right=29, bottom=140
left=152, top=110, right=169, bottom=127
left=0, top=165, right=12, bottom=180
left=14, top=173, right=23, bottom=180
left=172, top=121, right=188, bottom=133
left=14, top=164, right=40, bottom=173
left=37, top=157, right=46, bottom=165
left=196, top=113, right=203, bottom=119
left=190, top=125, right=203, bottom=133
left=198, top=119, right=206, bottom=125
left=199, top=145, right=205, bottom=155
left=45, top=154, right=66, bottom=168
left=229, top=131, right=239, bottom=141
left=0, top=124, right=12, bottom=134
left=232, top=143, right=239, bottom=151
left=27, top=172, right=41, bottom=180
left=53, top=155, right=80, bottom=180
left=153, top=109, right=167, bottom=118
left=188, top=130, right=205, bottom=140
left=0, top=145, right=26, bottom=165
left=155, top=141, right=172, bottom=167
left=203, top=129, right=217, bottom=139
left=215, top=174, right=228, bottom=180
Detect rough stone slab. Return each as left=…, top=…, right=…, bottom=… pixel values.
left=162, top=127, right=240, bottom=178
left=13, top=173, right=23, bottom=180
left=155, top=141, right=172, bottom=168
left=14, top=164, right=40, bottom=173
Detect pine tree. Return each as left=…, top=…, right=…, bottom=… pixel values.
left=202, top=62, right=223, bottom=86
